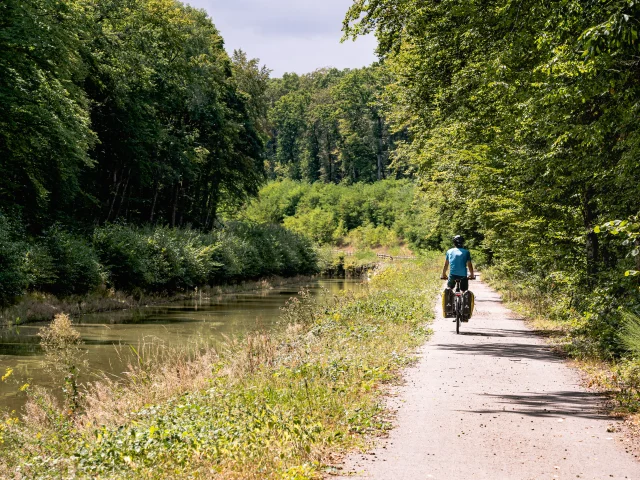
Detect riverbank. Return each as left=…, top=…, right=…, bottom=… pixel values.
left=0, top=274, right=319, bottom=327
left=0, top=245, right=386, bottom=327
left=0, top=221, right=319, bottom=318
left=0, top=258, right=440, bottom=479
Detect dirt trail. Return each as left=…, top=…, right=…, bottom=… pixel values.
left=333, top=279, right=640, bottom=479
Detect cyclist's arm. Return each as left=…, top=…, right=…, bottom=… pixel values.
left=467, top=260, right=475, bottom=279
left=441, top=259, right=449, bottom=279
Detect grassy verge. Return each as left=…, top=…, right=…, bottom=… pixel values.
left=0, top=259, right=440, bottom=479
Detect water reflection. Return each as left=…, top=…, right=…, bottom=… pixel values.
left=0, top=277, right=362, bottom=412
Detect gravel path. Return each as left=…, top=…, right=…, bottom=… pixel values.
left=332, top=279, right=640, bottom=479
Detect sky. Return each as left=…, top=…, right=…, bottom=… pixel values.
left=184, top=0, right=378, bottom=77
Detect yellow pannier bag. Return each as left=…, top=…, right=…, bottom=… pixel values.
left=442, top=288, right=455, bottom=318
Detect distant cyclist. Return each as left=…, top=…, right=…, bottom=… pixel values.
left=441, top=235, right=475, bottom=290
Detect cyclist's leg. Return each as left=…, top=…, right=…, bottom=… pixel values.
left=448, top=275, right=465, bottom=290
left=460, top=277, right=469, bottom=292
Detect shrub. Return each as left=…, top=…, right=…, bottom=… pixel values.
left=39, top=227, right=103, bottom=297
left=94, top=225, right=220, bottom=293
left=620, top=312, right=640, bottom=358
left=240, top=179, right=433, bottom=250
left=212, top=221, right=318, bottom=281
left=348, top=223, right=398, bottom=249
left=283, top=208, right=336, bottom=245
left=23, top=243, right=57, bottom=292
left=93, top=224, right=155, bottom=291
left=145, top=227, right=219, bottom=291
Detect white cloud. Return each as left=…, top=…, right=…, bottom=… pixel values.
left=185, top=0, right=378, bottom=76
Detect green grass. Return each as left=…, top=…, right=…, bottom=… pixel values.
left=1, top=259, right=441, bottom=479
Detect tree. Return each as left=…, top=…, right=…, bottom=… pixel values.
left=0, top=0, right=95, bottom=230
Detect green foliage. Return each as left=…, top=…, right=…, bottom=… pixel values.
left=0, top=220, right=318, bottom=309
left=213, top=222, right=318, bottom=280
left=284, top=208, right=338, bottom=245
left=348, top=223, right=398, bottom=250
left=1, top=0, right=266, bottom=232
left=241, top=179, right=432, bottom=250
left=0, top=215, right=27, bottom=308
left=92, top=224, right=157, bottom=292
left=598, top=216, right=640, bottom=278
left=0, top=0, right=95, bottom=225
left=93, top=225, right=220, bottom=293
left=39, top=226, right=103, bottom=297
left=92, top=222, right=317, bottom=294
left=620, top=312, right=640, bottom=358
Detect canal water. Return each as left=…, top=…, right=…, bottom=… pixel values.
left=0, top=277, right=362, bottom=412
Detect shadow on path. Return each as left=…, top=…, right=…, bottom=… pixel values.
left=436, top=340, right=560, bottom=362
left=465, top=391, right=610, bottom=420
left=457, top=327, right=564, bottom=339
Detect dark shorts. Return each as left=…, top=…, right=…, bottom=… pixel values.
left=447, top=274, right=469, bottom=291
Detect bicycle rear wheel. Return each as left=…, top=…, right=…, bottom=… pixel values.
left=455, top=298, right=461, bottom=334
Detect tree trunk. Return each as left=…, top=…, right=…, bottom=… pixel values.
left=376, top=116, right=385, bottom=180
left=582, top=185, right=599, bottom=277
left=114, top=168, right=132, bottom=221
left=150, top=181, right=159, bottom=223
left=171, top=182, right=180, bottom=228
left=107, top=168, right=121, bottom=222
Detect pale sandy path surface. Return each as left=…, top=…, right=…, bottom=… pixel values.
left=331, top=279, right=640, bottom=480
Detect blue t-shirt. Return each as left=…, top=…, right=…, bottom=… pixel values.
left=446, top=248, right=471, bottom=277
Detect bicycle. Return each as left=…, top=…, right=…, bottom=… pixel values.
left=441, top=276, right=476, bottom=334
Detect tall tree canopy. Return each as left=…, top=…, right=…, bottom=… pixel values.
left=0, top=0, right=266, bottom=231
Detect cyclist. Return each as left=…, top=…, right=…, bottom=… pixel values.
left=441, top=235, right=476, bottom=321
left=441, top=235, right=475, bottom=288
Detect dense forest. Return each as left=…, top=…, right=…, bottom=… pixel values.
left=0, top=0, right=415, bottom=311
left=342, top=0, right=640, bottom=357
left=263, top=66, right=406, bottom=183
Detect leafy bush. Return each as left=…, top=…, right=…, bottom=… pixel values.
left=22, top=243, right=57, bottom=292
left=93, top=224, right=155, bottom=292
left=348, top=223, right=398, bottom=249
left=94, top=225, right=220, bottom=293
left=620, top=312, right=640, bottom=358
left=283, top=208, right=337, bottom=244
left=39, top=227, right=104, bottom=297
left=145, top=227, right=219, bottom=292
left=213, top=222, right=318, bottom=281
left=0, top=220, right=318, bottom=309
